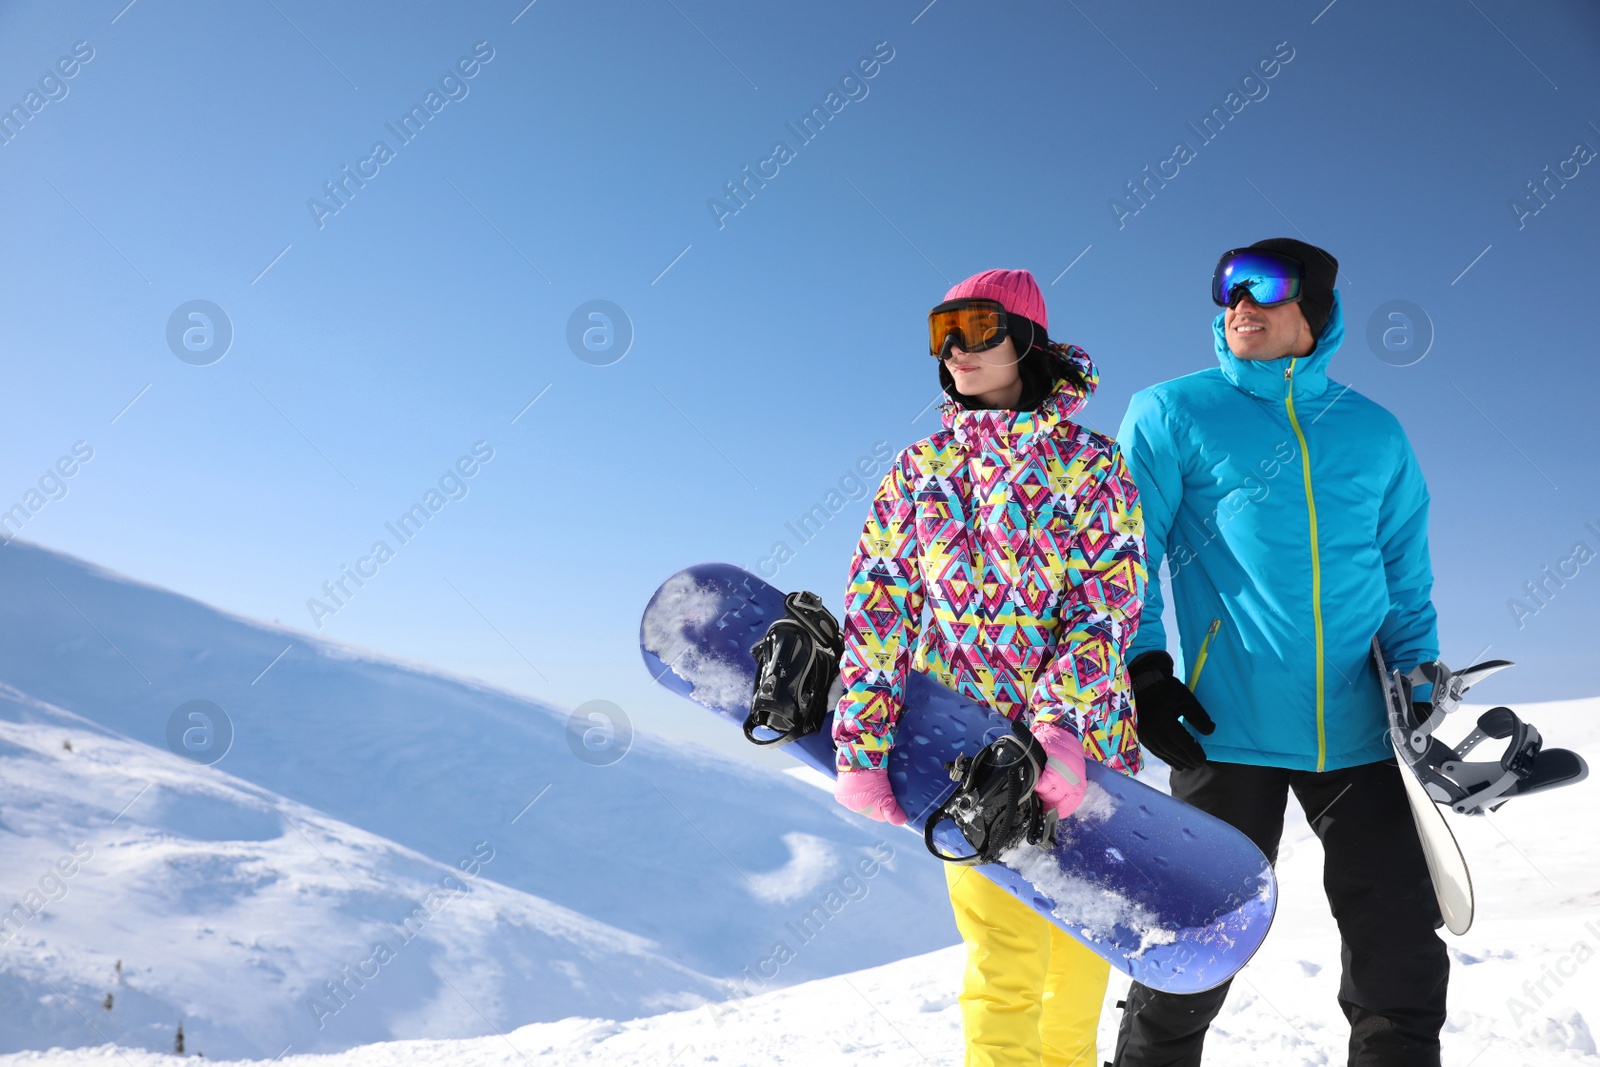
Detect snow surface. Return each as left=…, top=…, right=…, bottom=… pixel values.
left=8, top=698, right=1595, bottom=1066
left=0, top=542, right=956, bottom=1057
left=0, top=685, right=721, bottom=1057
left=2, top=541, right=1596, bottom=1064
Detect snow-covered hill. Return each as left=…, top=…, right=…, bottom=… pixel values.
left=0, top=684, right=725, bottom=1058
left=6, top=693, right=1592, bottom=1066
left=0, top=542, right=956, bottom=1054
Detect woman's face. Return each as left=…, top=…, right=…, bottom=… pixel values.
left=945, top=336, right=1024, bottom=409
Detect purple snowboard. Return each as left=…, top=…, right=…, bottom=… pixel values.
left=640, top=563, right=1276, bottom=994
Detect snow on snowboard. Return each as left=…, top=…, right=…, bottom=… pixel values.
left=640, top=563, right=1277, bottom=995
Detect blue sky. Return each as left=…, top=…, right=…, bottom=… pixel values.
left=2, top=0, right=1597, bottom=759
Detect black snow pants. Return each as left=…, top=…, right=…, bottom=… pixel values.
left=1112, top=759, right=1449, bottom=1067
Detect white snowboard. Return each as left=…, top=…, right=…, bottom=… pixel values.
left=1373, top=640, right=1474, bottom=935
left=1393, top=746, right=1474, bottom=934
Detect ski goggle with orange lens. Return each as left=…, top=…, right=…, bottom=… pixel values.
left=928, top=298, right=1010, bottom=359
left=1212, top=248, right=1304, bottom=308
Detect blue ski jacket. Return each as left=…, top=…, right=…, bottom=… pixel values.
left=1117, top=293, right=1439, bottom=771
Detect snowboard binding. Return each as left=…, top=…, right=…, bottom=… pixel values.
left=1375, top=643, right=1589, bottom=816
left=745, top=591, right=843, bottom=747
left=924, top=720, right=1058, bottom=865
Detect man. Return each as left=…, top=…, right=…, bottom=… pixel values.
left=1112, top=238, right=1447, bottom=1067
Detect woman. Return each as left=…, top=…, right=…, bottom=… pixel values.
left=832, top=269, right=1147, bottom=1067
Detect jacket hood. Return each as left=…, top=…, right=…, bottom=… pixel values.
left=1212, top=290, right=1345, bottom=402
left=941, top=343, right=1097, bottom=451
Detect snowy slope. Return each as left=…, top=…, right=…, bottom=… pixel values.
left=0, top=541, right=955, bottom=993
left=7, top=693, right=1593, bottom=1066
left=0, top=684, right=726, bottom=1059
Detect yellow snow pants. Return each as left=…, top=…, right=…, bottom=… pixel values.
left=945, top=865, right=1110, bottom=1067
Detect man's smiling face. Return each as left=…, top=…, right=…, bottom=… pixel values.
left=1224, top=292, right=1316, bottom=362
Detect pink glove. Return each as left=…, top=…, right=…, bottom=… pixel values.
left=834, top=767, right=908, bottom=826
left=1033, top=722, right=1088, bottom=819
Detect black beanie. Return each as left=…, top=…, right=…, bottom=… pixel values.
left=1246, top=237, right=1339, bottom=340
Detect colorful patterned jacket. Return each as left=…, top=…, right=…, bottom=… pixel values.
left=833, top=345, right=1147, bottom=775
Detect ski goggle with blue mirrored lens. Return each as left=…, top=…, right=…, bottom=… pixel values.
left=1211, top=248, right=1304, bottom=308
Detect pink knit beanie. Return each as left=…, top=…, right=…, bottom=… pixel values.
left=943, top=269, right=1047, bottom=330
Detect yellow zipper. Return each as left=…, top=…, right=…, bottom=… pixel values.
left=1187, top=618, right=1221, bottom=690
left=1283, top=358, right=1327, bottom=771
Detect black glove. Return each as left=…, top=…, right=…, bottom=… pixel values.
left=1129, top=651, right=1216, bottom=771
